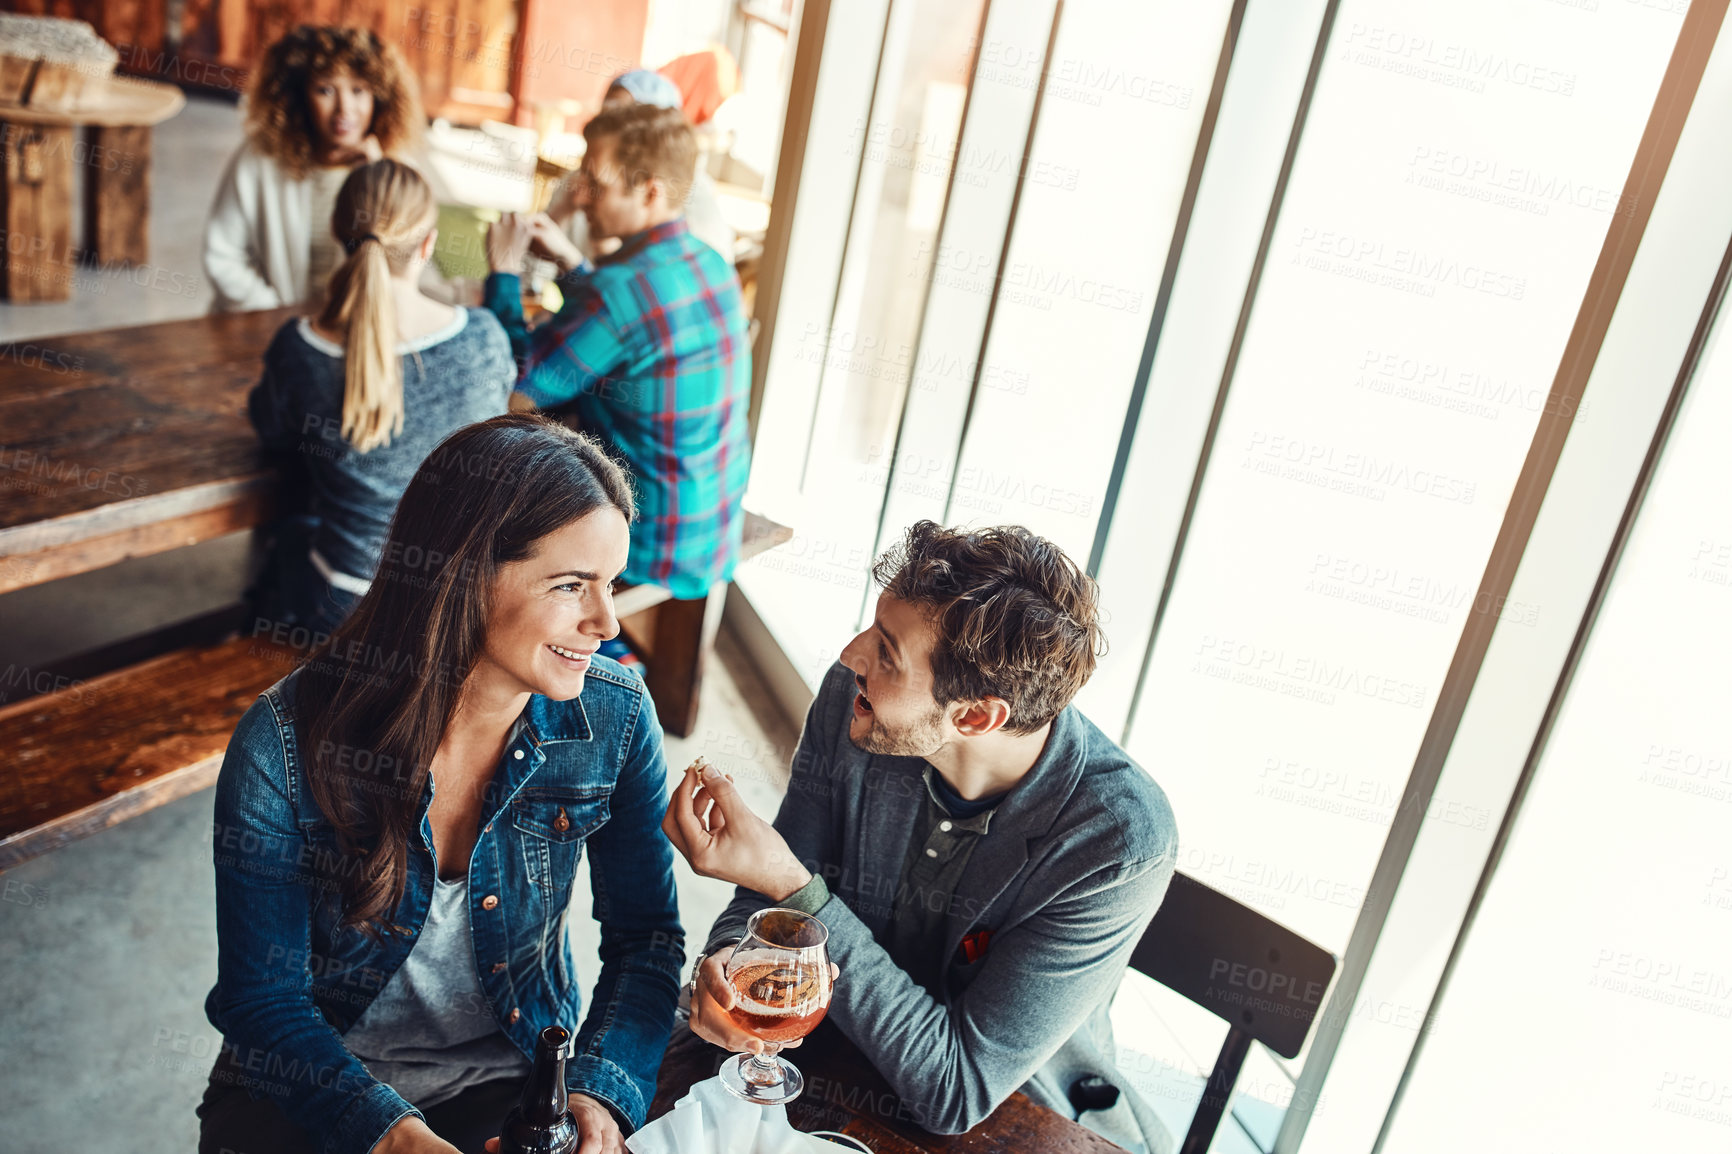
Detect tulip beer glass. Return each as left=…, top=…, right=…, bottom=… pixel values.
left=719, top=907, right=832, bottom=1105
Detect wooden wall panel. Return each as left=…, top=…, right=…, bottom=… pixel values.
left=508, top=0, right=647, bottom=125
left=2, top=0, right=648, bottom=126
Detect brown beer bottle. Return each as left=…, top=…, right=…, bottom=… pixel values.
left=497, top=1026, right=580, bottom=1154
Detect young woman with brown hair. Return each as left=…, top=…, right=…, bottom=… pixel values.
left=205, top=25, right=428, bottom=312
left=201, top=415, right=682, bottom=1154
left=247, top=159, right=513, bottom=634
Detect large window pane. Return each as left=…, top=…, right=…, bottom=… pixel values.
left=1383, top=260, right=1732, bottom=1153
left=1082, top=0, right=1332, bottom=738
left=1297, top=7, right=1731, bottom=1144
left=930, top=0, right=1236, bottom=562
left=1126, top=0, right=1676, bottom=960
left=1110, top=0, right=1681, bottom=1139
left=873, top=0, right=1058, bottom=554
left=739, top=0, right=985, bottom=686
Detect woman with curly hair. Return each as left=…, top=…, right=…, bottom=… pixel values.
left=205, top=25, right=427, bottom=312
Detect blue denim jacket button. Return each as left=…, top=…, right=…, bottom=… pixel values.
left=514, top=749, right=525, bottom=760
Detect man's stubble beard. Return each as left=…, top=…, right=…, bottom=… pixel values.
left=853, top=705, right=948, bottom=759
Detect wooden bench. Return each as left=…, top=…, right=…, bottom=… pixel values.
left=0, top=633, right=300, bottom=870
left=614, top=509, right=793, bottom=738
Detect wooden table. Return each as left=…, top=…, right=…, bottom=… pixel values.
left=0, top=74, right=186, bottom=299
left=0, top=307, right=293, bottom=594
left=651, top=1024, right=1128, bottom=1153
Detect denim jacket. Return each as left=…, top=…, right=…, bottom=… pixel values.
left=204, top=657, right=684, bottom=1154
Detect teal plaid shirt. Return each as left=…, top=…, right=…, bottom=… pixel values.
left=485, top=219, right=752, bottom=600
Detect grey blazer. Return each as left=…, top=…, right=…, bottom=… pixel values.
left=706, top=663, right=1178, bottom=1152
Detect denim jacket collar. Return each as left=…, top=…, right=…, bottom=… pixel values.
left=528, top=688, right=594, bottom=744
left=268, top=675, right=603, bottom=829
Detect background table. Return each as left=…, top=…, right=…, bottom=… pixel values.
left=0, top=306, right=292, bottom=594
left=0, top=74, right=186, bottom=300
left=651, top=1024, right=1129, bottom=1153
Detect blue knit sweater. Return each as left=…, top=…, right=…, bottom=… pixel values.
left=247, top=307, right=514, bottom=582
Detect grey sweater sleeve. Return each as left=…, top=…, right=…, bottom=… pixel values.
left=467, top=308, right=517, bottom=405
left=705, top=668, right=1175, bottom=1136
left=817, top=848, right=1169, bottom=1135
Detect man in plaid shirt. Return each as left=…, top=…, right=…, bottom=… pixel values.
left=484, top=102, right=751, bottom=600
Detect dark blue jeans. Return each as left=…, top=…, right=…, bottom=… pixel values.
left=248, top=516, right=362, bottom=639
left=196, top=1046, right=521, bottom=1154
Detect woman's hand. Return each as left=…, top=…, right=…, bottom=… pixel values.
left=322, top=134, right=384, bottom=169
left=486, top=213, right=535, bottom=274
left=370, top=1114, right=462, bottom=1154
left=527, top=214, right=584, bottom=275
left=568, top=1094, right=626, bottom=1154
left=482, top=1093, right=624, bottom=1154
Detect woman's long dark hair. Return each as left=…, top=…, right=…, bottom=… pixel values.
left=298, top=414, right=636, bottom=933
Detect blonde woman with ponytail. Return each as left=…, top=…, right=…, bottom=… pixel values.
left=247, top=158, right=515, bottom=635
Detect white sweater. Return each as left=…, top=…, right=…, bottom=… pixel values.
left=203, top=142, right=316, bottom=313
left=205, top=140, right=460, bottom=313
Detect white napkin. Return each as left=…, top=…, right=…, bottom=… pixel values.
left=627, top=1076, right=842, bottom=1154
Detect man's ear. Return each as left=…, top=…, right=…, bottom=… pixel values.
left=951, top=698, right=1012, bottom=738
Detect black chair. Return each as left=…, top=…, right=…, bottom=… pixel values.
left=1127, top=872, right=1338, bottom=1154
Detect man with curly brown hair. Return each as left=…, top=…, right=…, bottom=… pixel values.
left=665, top=521, right=1180, bottom=1153
left=204, top=25, right=426, bottom=312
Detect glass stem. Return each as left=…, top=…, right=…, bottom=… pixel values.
left=747, top=1045, right=783, bottom=1080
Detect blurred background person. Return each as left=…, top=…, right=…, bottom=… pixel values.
left=657, top=47, right=740, bottom=131
left=484, top=102, right=752, bottom=612
left=204, top=25, right=427, bottom=312
left=542, top=69, right=735, bottom=267
left=247, top=159, right=514, bottom=635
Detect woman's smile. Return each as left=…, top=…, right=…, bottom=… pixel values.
left=548, top=642, right=597, bottom=670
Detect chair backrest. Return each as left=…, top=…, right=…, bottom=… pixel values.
left=1126, top=872, right=1338, bottom=1154
left=1131, top=871, right=1337, bottom=1058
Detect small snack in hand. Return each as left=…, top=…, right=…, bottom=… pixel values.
left=690, top=757, right=713, bottom=831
